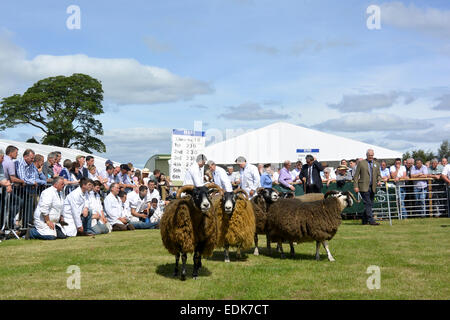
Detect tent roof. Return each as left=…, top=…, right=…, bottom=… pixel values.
left=203, top=122, right=403, bottom=164
left=0, top=139, right=121, bottom=167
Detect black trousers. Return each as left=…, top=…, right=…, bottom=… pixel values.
left=305, top=184, right=321, bottom=194
left=360, top=190, right=375, bottom=224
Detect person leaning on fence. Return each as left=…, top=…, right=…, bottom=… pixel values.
left=353, top=149, right=382, bottom=226
left=428, top=159, right=446, bottom=216
left=42, top=152, right=57, bottom=183
left=410, top=159, right=428, bottom=217
left=53, top=152, right=63, bottom=177
left=0, top=149, right=13, bottom=194
left=379, top=160, right=390, bottom=182
left=260, top=164, right=273, bottom=189
left=278, top=160, right=296, bottom=193
left=16, top=149, right=38, bottom=227
left=390, top=158, right=408, bottom=219
left=26, top=177, right=67, bottom=240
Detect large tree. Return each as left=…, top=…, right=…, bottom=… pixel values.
left=437, top=140, right=449, bottom=160
left=0, top=73, right=106, bottom=153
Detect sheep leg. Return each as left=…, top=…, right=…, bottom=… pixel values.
left=181, top=253, right=187, bottom=281
left=278, top=241, right=285, bottom=259
left=236, top=246, right=241, bottom=260
left=266, top=234, right=272, bottom=254
left=289, top=241, right=295, bottom=258
left=174, top=252, right=180, bottom=277
left=253, top=234, right=259, bottom=256
left=193, top=251, right=201, bottom=279
left=315, top=241, right=321, bottom=261
left=322, top=241, right=335, bottom=262
left=224, top=244, right=230, bottom=263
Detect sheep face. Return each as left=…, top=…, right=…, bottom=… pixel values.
left=325, top=191, right=354, bottom=209
left=263, top=188, right=280, bottom=202
left=192, top=186, right=212, bottom=213
left=223, top=192, right=236, bottom=216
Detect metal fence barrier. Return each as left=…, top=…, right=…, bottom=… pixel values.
left=274, top=178, right=450, bottom=224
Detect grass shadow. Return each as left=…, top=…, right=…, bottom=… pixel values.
left=206, top=250, right=249, bottom=262
left=156, top=262, right=212, bottom=281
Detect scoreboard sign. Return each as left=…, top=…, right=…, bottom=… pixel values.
left=170, top=129, right=206, bottom=183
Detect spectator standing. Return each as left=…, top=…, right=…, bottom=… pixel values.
left=260, top=164, right=273, bottom=189
left=52, top=152, right=62, bottom=177
left=390, top=158, right=408, bottom=219
left=300, top=155, right=324, bottom=194
left=42, top=152, right=57, bottom=183
left=142, top=168, right=150, bottom=185
left=115, top=164, right=135, bottom=193
left=321, top=167, right=335, bottom=187
left=32, top=154, right=47, bottom=186
left=208, top=160, right=233, bottom=192
left=410, top=159, right=428, bottom=217
left=226, top=166, right=240, bottom=189
left=183, top=155, right=207, bottom=187
left=379, top=160, right=390, bottom=182
left=257, top=163, right=264, bottom=176
left=149, top=169, right=161, bottom=184
left=348, top=159, right=357, bottom=179
left=279, top=160, right=296, bottom=193
left=353, top=149, right=382, bottom=225
left=428, top=158, right=445, bottom=216
left=290, top=161, right=303, bottom=183
left=16, top=149, right=38, bottom=227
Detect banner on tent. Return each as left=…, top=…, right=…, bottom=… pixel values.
left=296, top=148, right=320, bottom=161
left=169, top=129, right=206, bottom=183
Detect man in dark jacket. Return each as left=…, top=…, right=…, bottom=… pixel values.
left=300, top=155, right=324, bottom=194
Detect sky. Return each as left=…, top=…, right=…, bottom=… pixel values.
left=0, top=0, right=449, bottom=167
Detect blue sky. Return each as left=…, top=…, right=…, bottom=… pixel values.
left=0, top=0, right=449, bottom=167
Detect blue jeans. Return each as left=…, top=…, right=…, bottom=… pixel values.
left=398, top=186, right=407, bottom=219
left=91, top=222, right=109, bottom=234
left=28, top=227, right=56, bottom=240
left=81, top=211, right=96, bottom=235
left=130, top=221, right=159, bottom=229
left=414, top=187, right=426, bottom=217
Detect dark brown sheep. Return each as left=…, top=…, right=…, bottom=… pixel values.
left=267, top=190, right=357, bottom=261
left=160, top=183, right=222, bottom=280
left=250, top=187, right=280, bottom=255
left=214, top=188, right=256, bottom=262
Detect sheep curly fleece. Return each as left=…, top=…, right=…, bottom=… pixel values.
left=267, top=197, right=344, bottom=243
left=214, top=196, right=256, bottom=249
left=295, top=193, right=324, bottom=202
left=160, top=196, right=218, bottom=257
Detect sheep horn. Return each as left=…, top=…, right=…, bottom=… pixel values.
left=176, top=185, right=195, bottom=199
left=256, top=187, right=265, bottom=194
left=205, top=183, right=224, bottom=197
left=234, top=188, right=249, bottom=200
left=346, top=191, right=360, bottom=203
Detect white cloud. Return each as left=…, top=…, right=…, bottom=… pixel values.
left=381, top=2, right=450, bottom=38
left=313, top=113, right=432, bottom=132
left=100, top=127, right=172, bottom=167
left=0, top=32, right=213, bottom=105
left=433, top=94, right=450, bottom=110
left=219, top=102, right=289, bottom=121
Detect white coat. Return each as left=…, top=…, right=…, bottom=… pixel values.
left=240, top=163, right=261, bottom=198
left=213, top=166, right=233, bottom=192
left=104, top=192, right=124, bottom=225
left=62, top=187, right=89, bottom=237
left=183, top=163, right=205, bottom=187
left=33, top=186, right=63, bottom=237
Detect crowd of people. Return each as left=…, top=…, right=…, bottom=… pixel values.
left=1, top=144, right=450, bottom=239
left=0, top=145, right=173, bottom=240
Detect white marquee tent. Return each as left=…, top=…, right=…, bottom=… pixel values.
left=203, top=122, right=403, bottom=165
left=0, top=139, right=120, bottom=167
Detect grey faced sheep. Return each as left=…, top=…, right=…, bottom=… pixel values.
left=213, top=188, right=256, bottom=262
left=160, top=183, right=222, bottom=280
left=251, top=187, right=280, bottom=256
left=266, top=190, right=358, bottom=261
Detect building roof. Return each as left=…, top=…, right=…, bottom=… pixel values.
left=203, top=122, right=403, bottom=164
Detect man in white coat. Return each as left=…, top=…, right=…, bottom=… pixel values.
left=236, top=156, right=260, bottom=198
left=183, top=154, right=207, bottom=187
left=207, top=160, right=233, bottom=192
left=104, top=183, right=135, bottom=231
left=26, top=177, right=67, bottom=240
left=62, top=177, right=93, bottom=237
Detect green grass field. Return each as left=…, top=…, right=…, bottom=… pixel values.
left=0, top=218, right=449, bottom=300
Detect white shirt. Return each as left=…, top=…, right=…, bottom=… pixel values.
left=213, top=166, right=233, bottom=192
left=33, top=186, right=63, bottom=237
left=227, top=171, right=240, bottom=184
left=149, top=205, right=163, bottom=224
left=442, top=164, right=450, bottom=179
left=127, top=191, right=149, bottom=223
left=183, top=163, right=205, bottom=187
left=390, top=165, right=407, bottom=186
left=272, top=171, right=279, bottom=183
left=240, top=163, right=261, bottom=197
left=62, top=187, right=89, bottom=237
left=87, top=191, right=104, bottom=227
left=146, top=188, right=161, bottom=203
left=104, top=192, right=124, bottom=225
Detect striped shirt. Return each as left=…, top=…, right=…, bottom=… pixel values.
left=16, top=158, right=37, bottom=185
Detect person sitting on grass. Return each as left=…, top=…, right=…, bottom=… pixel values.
left=104, top=183, right=135, bottom=231
left=84, top=180, right=111, bottom=234
left=26, top=177, right=68, bottom=240
left=127, top=185, right=159, bottom=229
left=146, top=198, right=163, bottom=229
